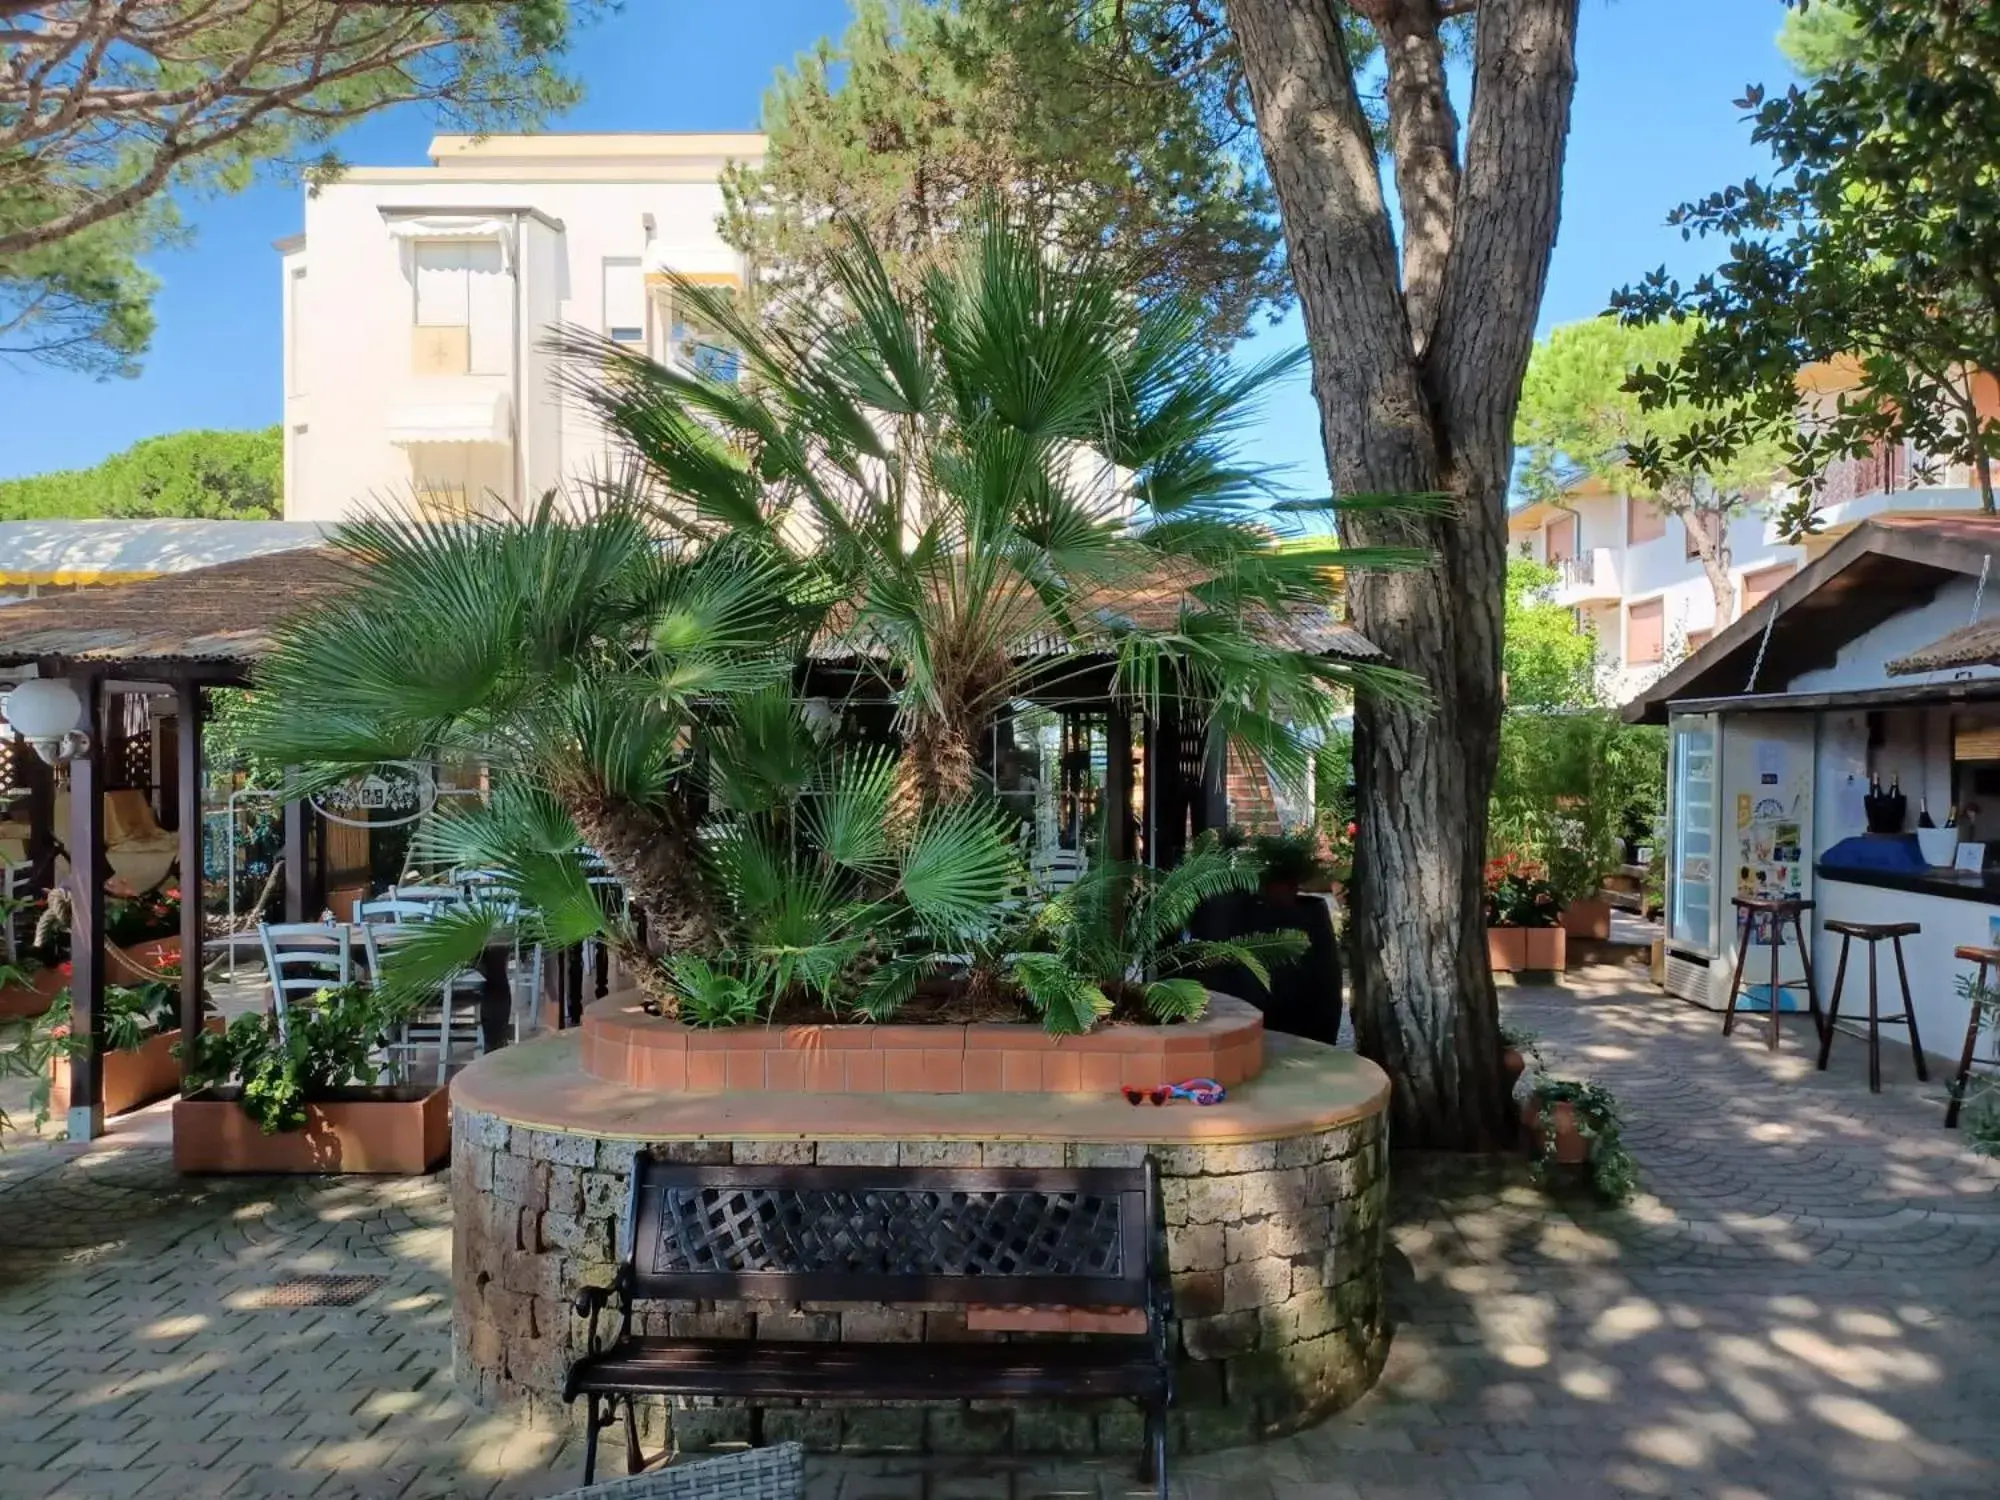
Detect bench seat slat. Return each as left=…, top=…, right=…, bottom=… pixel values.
left=568, top=1335, right=1167, bottom=1403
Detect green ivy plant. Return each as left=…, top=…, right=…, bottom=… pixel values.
left=1525, top=1076, right=1638, bottom=1205
left=179, top=984, right=396, bottom=1135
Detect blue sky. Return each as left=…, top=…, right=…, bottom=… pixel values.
left=0, top=0, right=1793, bottom=486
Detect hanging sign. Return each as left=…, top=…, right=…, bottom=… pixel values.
left=310, top=762, right=438, bottom=829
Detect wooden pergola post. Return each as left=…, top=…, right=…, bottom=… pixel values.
left=1105, top=708, right=1135, bottom=865
left=283, top=768, right=307, bottom=922
left=65, top=673, right=106, bottom=1142
left=175, top=679, right=204, bottom=1072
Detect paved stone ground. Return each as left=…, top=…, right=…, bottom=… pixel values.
left=2, top=967, right=1998, bottom=1499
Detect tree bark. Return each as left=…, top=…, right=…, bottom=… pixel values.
left=1230, top=0, right=1580, bottom=1149
left=559, top=774, right=723, bottom=1007
left=1691, top=511, right=1736, bottom=627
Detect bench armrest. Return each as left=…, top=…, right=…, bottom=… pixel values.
left=573, top=1264, right=634, bottom=1356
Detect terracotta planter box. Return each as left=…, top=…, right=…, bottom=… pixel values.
left=1558, top=899, right=1612, bottom=942
left=174, top=1085, right=450, bottom=1175
left=1487, top=926, right=1566, bottom=973
left=1522, top=1097, right=1590, bottom=1164
left=47, top=1018, right=221, bottom=1118
left=0, top=962, right=67, bottom=1020
left=580, top=992, right=1267, bottom=1095
left=106, top=936, right=181, bottom=983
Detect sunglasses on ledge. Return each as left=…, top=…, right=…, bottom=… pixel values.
left=1122, top=1078, right=1227, bottom=1107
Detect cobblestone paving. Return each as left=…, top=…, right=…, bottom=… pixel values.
left=2, top=969, right=1999, bottom=1498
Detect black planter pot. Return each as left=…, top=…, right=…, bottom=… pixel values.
left=1190, top=887, right=1343, bottom=1046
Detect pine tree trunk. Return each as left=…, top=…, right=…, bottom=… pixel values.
left=1231, top=0, right=1581, bottom=1149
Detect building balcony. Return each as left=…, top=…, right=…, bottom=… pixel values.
left=1553, top=547, right=1620, bottom=605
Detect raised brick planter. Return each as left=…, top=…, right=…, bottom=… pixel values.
left=579, top=993, right=1266, bottom=1094
left=449, top=1030, right=1391, bottom=1456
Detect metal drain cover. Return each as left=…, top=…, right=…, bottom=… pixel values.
left=244, top=1274, right=385, bottom=1308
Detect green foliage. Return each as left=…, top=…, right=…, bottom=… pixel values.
left=1249, top=829, right=1324, bottom=888
left=667, top=958, right=770, bottom=1029
left=1526, top=1076, right=1638, bottom=1205
left=1612, top=0, right=2000, bottom=525
left=1502, top=559, right=1598, bottom=711
left=3, top=3, right=599, bottom=370
left=34, top=978, right=182, bottom=1057
left=557, top=207, right=1424, bottom=820
left=1492, top=710, right=1664, bottom=906
left=0, top=206, right=163, bottom=378
left=1006, top=839, right=1305, bottom=1033
left=1779, top=1, right=1864, bottom=76
left=179, top=984, right=395, bottom=1134
left=1516, top=317, right=1786, bottom=523
left=0, top=428, right=281, bottom=520
left=721, top=0, right=1287, bottom=349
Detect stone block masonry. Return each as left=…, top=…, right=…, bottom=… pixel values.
left=451, top=1106, right=1390, bottom=1457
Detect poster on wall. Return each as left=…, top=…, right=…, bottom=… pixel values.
left=1726, top=724, right=1815, bottom=955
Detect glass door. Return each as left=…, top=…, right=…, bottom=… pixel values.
left=1668, top=716, right=1717, bottom=954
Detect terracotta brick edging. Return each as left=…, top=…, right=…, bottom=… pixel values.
left=580, top=992, right=1266, bottom=1094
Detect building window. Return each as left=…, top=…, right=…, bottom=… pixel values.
left=603, top=257, right=645, bottom=346
left=1741, top=561, right=1796, bottom=613
left=1628, top=598, right=1665, bottom=665
left=411, top=240, right=507, bottom=376
left=1544, top=514, right=1577, bottom=564
left=659, top=288, right=742, bottom=384
left=287, top=266, right=307, bottom=391
left=1626, top=495, right=1665, bottom=545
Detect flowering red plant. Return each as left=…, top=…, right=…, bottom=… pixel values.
left=1485, top=850, right=1563, bottom=928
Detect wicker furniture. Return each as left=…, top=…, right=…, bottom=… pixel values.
left=565, top=1155, right=1174, bottom=1494
left=543, top=1441, right=804, bottom=1500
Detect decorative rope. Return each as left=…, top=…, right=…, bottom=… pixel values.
left=1972, top=554, right=1991, bottom=627
left=1745, top=606, right=1779, bottom=695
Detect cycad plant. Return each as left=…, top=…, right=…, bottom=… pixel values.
left=1005, top=837, right=1308, bottom=1034
left=555, top=208, right=1422, bottom=817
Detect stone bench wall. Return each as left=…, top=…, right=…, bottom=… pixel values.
left=452, top=1111, right=1390, bottom=1457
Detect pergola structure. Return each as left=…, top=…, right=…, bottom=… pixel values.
left=0, top=545, right=1378, bottom=1139
left=0, top=550, right=354, bottom=1139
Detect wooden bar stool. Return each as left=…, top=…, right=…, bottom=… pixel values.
left=1723, top=896, right=1826, bottom=1053
left=1946, top=945, right=2000, bottom=1128
left=1816, top=920, right=1928, bottom=1094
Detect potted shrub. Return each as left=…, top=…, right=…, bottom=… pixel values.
left=1250, top=829, right=1326, bottom=903
left=1521, top=1076, right=1637, bottom=1204
left=174, top=984, right=449, bottom=1174
left=1484, top=853, right=1566, bottom=972
left=37, top=970, right=218, bottom=1118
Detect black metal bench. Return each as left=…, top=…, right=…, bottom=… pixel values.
left=565, top=1154, right=1175, bottom=1492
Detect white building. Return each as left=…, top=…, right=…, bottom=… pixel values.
left=1511, top=462, right=1991, bottom=708
left=279, top=132, right=764, bottom=523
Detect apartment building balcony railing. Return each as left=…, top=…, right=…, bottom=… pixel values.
left=1553, top=547, right=1620, bottom=606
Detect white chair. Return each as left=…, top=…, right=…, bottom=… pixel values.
left=258, top=921, right=352, bottom=1039
left=1031, top=847, right=1088, bottom=894
left=361, top=920, right=483, bottom=1084
left=353, top=896, right=443, bottom=927
left=390, top=883, right=466, bottom=913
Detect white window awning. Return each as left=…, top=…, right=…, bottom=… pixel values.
left=641, top=243, right=743, bottom=288
left=385, top=215, right=511, bottom=242
left=388, top=390, right=513, bottom=446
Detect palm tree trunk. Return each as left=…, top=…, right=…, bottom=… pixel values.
left=892, top=717, right=979, bottom=828
left=562, top=777, right=725, bottom=961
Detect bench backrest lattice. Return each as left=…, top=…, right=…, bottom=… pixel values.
left=626, top=1163, right=1156, bottom=1309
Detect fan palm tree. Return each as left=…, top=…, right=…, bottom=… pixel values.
left=240, top=494, right=815, bottom=999
left=554, top=208, right=1423, bottom=821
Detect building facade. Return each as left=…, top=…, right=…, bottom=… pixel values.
left=1510, top=465, right=1990, bottom=707
left=279, top=133, right=764, bottom=523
